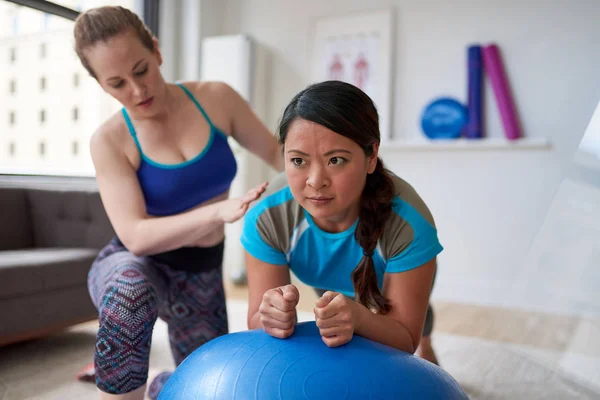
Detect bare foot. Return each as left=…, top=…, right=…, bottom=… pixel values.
left=416, top=335, right=440, bottom=366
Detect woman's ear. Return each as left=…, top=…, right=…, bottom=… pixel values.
left=153, top=37, right=163, bottom=66
left=367, top=142, right=379, bottom=174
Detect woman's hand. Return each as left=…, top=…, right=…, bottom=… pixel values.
left=218, top=182, right=268, bottom=223
left=259, top=284, right=299, bottom=339
left=314, top=291, right=360, bottom=347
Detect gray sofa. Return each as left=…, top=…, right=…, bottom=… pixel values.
left=0, top=185, right=114, bottom=346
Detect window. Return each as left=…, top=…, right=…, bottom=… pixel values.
left=43, top=13, right=51, bottom=31
left=0, top=0, right=140, bottom=176
left=11, top=14, right=19, bottom=35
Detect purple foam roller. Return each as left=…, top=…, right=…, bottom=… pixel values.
left=482, top=44, right=521, bottom=140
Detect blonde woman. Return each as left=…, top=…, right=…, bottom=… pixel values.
left=74, top=6, right=282, bottom=399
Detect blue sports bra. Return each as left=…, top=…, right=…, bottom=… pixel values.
left=122, top=83, right=238, bottom=216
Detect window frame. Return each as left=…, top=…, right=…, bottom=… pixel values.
left=4, top=1, right=159, bottom=34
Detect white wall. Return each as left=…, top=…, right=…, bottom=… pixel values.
left=217, top=0, right=600, bottom=311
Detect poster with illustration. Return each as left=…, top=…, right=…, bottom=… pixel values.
left=322, top=34, right=378, bottom=95
left=313, top=10, right=393, bottom=141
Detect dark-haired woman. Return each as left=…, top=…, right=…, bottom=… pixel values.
left=241, top=80, right=443, bottom=364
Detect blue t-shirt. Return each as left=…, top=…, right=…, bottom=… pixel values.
left=241, top=172, right=443, bottom=297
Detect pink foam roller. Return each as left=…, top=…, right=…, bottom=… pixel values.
left=482, top=44, right=522, bottom=140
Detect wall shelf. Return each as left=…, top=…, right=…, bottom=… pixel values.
left=380, top=137, right=552, bottom=152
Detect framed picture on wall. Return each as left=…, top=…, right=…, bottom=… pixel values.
left=312, top=9, right=394, bottom=142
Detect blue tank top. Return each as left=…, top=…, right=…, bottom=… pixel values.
left=122, top=83, right=238, bottom=216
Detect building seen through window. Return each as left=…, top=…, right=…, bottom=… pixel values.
left=0, top=0, right=138, bottom=176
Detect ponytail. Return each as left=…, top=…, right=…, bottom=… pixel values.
left=352, top=157, right=395, bottom=314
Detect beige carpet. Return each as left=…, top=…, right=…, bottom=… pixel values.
left=0, top=300, right=599, bottom=400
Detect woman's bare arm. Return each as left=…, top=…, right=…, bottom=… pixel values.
left=350, top=258, right=436, bottom=353
left=91, top=126, right=265, bottom=256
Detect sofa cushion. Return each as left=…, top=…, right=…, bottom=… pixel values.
left=26, top=189, right=114, bottom=249
left=0, top=248, right=98, bottom=299
left=0, top=188, right=33, bottom=250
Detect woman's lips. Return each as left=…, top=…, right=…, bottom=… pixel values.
left=308, top=196, right=333, bottom=205
left=138, top=97, right=154, bottom=108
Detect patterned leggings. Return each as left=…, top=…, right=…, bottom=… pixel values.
left=87, top=239, right=228, bottom=395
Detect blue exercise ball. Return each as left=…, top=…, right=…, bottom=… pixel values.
left=159, top=321, right=468, bottom=400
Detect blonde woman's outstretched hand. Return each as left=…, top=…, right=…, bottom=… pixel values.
left=217, top=182, right=268, bottom=223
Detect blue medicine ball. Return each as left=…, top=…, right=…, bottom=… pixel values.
left=421, top=97, right=467, bottom=139
left=158, top=321, right=468, bottom=399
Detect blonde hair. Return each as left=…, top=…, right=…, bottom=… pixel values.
left=74, top=6, right=155, bottom=78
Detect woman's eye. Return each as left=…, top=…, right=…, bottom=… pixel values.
left=329, top=157, right=346, bottom=165
left=135, top=67, right=148, bottom=76
left=291, top=158, right=304, bottom=166
left=113, top=80, right=125, bottom=88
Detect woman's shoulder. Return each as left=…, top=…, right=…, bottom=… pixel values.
left=91, top=111, right=126, bottom=146
left=387, top=172, right=435, bottom=234
left=247, top=173, right=304, bottom=233
left=379, top=172, right=442, bottom=263
left=176, top=80, right=241, bottom=133
left=177, top=80, right=238, bottom=102
left=243, top=173, right=303, bottom=253
left=248, top=172, right=297, bottom=216
left=388, top=172, right=435, bottom=225
left=90, top=110, right=135, bottom=165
